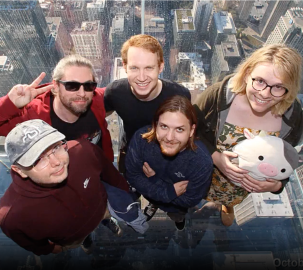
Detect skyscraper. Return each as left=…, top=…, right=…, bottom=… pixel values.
left=209, top=11, right=237, bottom=48
left=234, top=190, right=294, bottom=226
left=238, top=0, right=254, bottom=21
left=266, top=7, right=303, bottom=55
left=173, top=9, right=195, bottom=52
left=192, top=0, right=213, bottom=40
left=259, top=0, right=292, bottom=39
left=0, top=1, right=60, bottom=86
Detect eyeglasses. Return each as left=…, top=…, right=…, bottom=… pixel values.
left=32, top=141, right=68, bottom=171
left=58, top=80, right=97, bottom=92
left=251, top=77, right=288, bottom=97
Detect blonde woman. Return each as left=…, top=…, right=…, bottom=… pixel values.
left=194, top=44, right=303, bottom=226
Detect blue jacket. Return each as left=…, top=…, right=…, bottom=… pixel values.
left=125, top=126, right=213, bottom=213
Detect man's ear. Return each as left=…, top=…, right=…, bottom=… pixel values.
left=11, top=165, right=28, bottom=178
left=159, top=62, right=164, bottom=74
left=52, top=80, right=59, bottom=94
left=123, top=63, right=127, bottom=73
left=189, top=124, right=196, bottom=138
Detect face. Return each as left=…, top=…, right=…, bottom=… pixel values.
left=12, top=142, right=69, bottom=187
left=245, top=63, right=285, bottom=115
left=124, top=46, right=164, bottom=101
left=156, top=111, right=195, bottom=157
left=54, top=66, right=94, bottom=116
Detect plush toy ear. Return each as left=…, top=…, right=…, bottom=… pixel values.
left=295, top=145, right=302, bottom=153
left=243, top=128, right=254, bottom=140
left=259, top=130, right=267, bottom=137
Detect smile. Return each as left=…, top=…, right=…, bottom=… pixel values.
left=136, top=82, right=149, bottom=87
left=52, top=166, right=65, bottom=176
left=255, top=96, right=270, bottom=104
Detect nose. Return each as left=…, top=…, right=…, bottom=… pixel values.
left=49, top=154, right=61, bottom=167
left=137, top=69, right=147, bottom=81
left=257, top=163, right=278, bottom=177
left=77, top=86, right=86, bottom=97
left=260, top=86, right=272, bottom=98
left=166, top=129, right=175, bottom=141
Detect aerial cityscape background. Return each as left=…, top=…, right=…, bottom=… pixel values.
left=0, top=0, right=303, bottom=269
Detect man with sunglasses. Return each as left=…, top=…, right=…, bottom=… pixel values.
left=0, top=54, right=113, bottom=162
left=0, top=55, right=145, bottom=236
left=0, top=119, right=130, bottom=255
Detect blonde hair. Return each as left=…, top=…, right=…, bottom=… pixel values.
left=231, top=44, right=302, bottom=116
left=121, top=34, right=164, bottom=67
left=52, top=54, right=96, bottom=82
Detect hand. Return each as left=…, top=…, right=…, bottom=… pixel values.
left=241, top=174, right=283, bottom=193
left=143, top=162, right=155, bottom=178
left=8, top=72, right=53, bottom=109
left=212, top=151, right=248, bottom=182
left=49, top=240, right=63, bottom=254
left=174, top=181, right=189, bottom=196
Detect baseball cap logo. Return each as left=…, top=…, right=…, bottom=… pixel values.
left=22, top=126, right=42, bottom=143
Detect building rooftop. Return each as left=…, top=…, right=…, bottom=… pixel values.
left=112, top=14, right=125, bottom=32
left=113, top=57, right=127, bottom=81
left=289, top=7, right=303, bottom=28
left=221, top=41, right=240, bottom=58
left=46, top=17, right=61, bottom=39
left=213, top=11, right=236, bottom=34
left=71, top=21, right=100, bottom=35
left=178, top=52, right=197, bottom=61
left=87, top=0, right=106, bottom=9
left=0, top=56, right=12, bottom=72
left=175, top=9, right=195, bottom=32
left=250, top=1, right=268, bottom=21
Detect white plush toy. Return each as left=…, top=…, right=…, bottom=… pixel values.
left=231, top=128, right=300, bottom=187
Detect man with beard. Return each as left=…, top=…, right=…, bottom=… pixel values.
left=125, top=96, right=213, bottom=231
left=0, top=55, right=112, bottom=161
left=0, top=55, right=148, bottom=237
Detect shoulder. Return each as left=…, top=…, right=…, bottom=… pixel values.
left=105, top=79, right=129, bottom=93
left=94, top=87, right=106, bottom=97
left=192, top=140, right=213, bottom=162
left=30, top=90, right=52, bottom=107
left=133, top=126, right=151, bottom=139
left=161, top=79, right=190, bottom=94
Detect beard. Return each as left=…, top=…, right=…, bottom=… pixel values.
left=59, top=92, right=92, bottom=116
left=159, top=140, right=181, bottom=157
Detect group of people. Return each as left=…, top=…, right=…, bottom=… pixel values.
left=0, top=34, right=302, bottom=256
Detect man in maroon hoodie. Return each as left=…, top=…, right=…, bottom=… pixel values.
left=0, top=119, right=130, bottom=255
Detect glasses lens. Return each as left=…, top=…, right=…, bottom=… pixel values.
left=34, top=157, right=49, bottom=171
left=271, top=87, right=287, bottom=97
left=33, top=142, right=68, bottom=171
left=53, top=143, right=68, bottom=157
left=64, top=82, right=81, bottom=91
left=83, top=82, right=97, bottom=92
left=252, top=80, right=265, bottom=91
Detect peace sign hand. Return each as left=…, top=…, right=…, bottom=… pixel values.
left=8, top=72, right=53, bottom=109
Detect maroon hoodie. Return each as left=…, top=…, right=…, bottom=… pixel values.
left=0, top=140, right=129, bottom=255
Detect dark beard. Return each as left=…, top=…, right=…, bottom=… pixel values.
left=59, top=94, right=92, bottom=116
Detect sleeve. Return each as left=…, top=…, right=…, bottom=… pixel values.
left=193, top=83, right=221, bottom=154
left=0, top=95, right=29, bottom=136
left=92, top=143, right=130, bottom=192
left=271, top=178, right=289, bottom=195
left=104, top=82, right=115, bottom=112
left=169, top=151, right=213, bottom=208
left=125, top=131, right=178, bottom=203
left=1, top=221, right=55, bottom=256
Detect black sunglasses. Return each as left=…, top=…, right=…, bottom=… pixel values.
left=58, top=80, right=97, bottom=92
